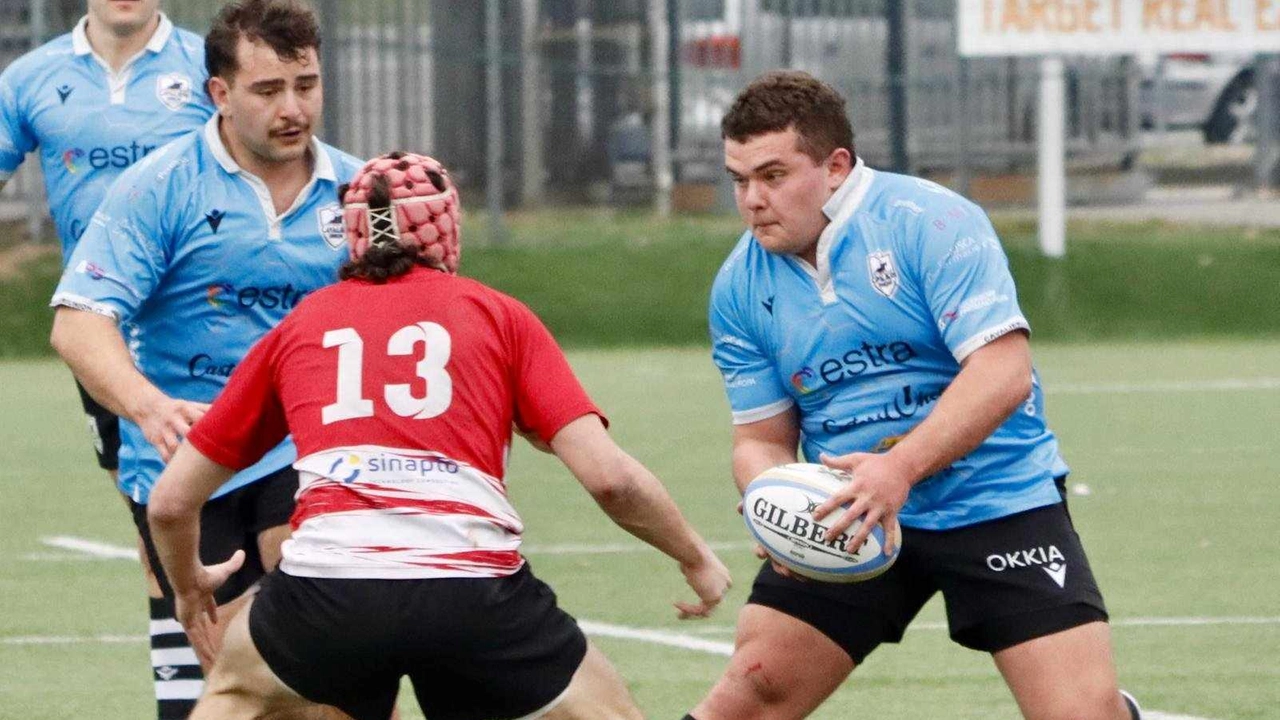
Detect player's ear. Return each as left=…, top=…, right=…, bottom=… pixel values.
left=826, top=147, right=853, bottom=189
left=206, top=75, right=231, bottom=113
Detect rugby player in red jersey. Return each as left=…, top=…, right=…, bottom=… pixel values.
left=147, top=152, right=732, bottom=720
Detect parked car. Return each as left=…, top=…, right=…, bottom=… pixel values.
left=1139, top=53, right=1257, bottom=144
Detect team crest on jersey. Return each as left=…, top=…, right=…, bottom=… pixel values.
left=867, top=251, right=900, bottom=298
left=317, top=204, right=346, bottom=248
left=156, top=72, right=193, bottom=111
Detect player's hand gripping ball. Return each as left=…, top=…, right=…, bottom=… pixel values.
left=743, top=463, right=901, bottom=583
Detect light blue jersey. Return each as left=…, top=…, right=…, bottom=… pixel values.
left=53, top=116, right=362, bottom=503
left=0, top=14, right=214, bottom=264
left=710, top=160, right=1069, bottom=530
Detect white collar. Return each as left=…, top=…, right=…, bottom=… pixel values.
left=203, top=114, right=336, bottom=183
left=72, top=13, right=174, bottom=57
left=821, top=156, right=872, bottom=226
left=796, top=156, right=875, bottom=305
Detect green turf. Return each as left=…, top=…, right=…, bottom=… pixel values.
left=2, top=341, right=1278, bottom=718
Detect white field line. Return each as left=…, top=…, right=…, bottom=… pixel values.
left=524, top=540, right=754, bottom=555
left=1051, top=377, right=1280, bottom=395
left=30, top=535, right=754, bottom=561
left=39, top=536, right=138, bottom=560
left=687, top=616, right=1280, bottom=635
left=0, top=621, right=1222, bottom=720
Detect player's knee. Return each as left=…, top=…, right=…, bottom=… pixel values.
left=724, top=651, right=795, bottom=707
left=1036, top=685, right=1130, bottom=720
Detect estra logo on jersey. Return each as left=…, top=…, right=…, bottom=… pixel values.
left=61, top=140, right=159, bottom=173
left=205, top=282, right=313, bottom=312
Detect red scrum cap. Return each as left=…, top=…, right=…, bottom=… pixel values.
left=342, top=152, right=461, bottom=274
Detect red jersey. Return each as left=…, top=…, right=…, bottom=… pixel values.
left=188, top=267, right=603, bottom=579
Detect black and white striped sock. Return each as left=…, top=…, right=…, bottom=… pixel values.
left=149, top=597, right=203, bottom=719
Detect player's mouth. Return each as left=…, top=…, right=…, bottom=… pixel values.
left=272, top=126, right=308, bottom=142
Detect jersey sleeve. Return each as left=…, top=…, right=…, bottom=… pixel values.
left=914, top=202, right=1029, bottom=362
left=187, top=326, right=289, bottom=469
left=708, top=267, right=793, bottom=425
left=49, top=151, right=177, bottom=319
left=0, top=64, right=36, bottom=179
left=508, top=301, right=605, bottom=443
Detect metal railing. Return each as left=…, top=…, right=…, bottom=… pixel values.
left=0, top=0, right=1195, bottom=237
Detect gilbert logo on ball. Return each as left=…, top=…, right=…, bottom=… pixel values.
left=742, top=463, right=901, bottom=583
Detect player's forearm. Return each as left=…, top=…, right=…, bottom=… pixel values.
left=886, top=334, right=1032, bottom=485
left=148, top=444, right=234, bottom=593
left=590, top=454, right=714, bottom=568
left=731, top=439, right=799, bottom=495
left=51, top=307, right=166, bottom=421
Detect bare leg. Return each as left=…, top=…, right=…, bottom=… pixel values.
left=691, top=605, right=853, bottom=720
left=190, top=597, right=325, bottom=719
left=994, top=621, right=1132, bottom=720
left=539, top=641, right=644, bottom=720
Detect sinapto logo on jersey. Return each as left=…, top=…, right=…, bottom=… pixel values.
left=326, top=452, right=462, bottom=484
left=328, top=454, right=363, bottom=483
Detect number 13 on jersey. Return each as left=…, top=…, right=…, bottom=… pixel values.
left=321, top=322, right=453, bottom=424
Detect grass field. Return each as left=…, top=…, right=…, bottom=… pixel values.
left=2, top=341, right=1279, bottom=719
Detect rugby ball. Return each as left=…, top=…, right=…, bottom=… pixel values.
left=742, top=463, right=901, bottom=583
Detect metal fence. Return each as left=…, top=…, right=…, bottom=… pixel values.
left=1, top=0, right=1248, bottom=233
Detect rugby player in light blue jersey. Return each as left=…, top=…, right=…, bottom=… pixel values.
left=0, top=0, right=212, bottom=534
left=0, top=2, right=211, bottom=716
left=686, top=71, right=1143, bottom=720
left=48, top=2, right=360, bottom=718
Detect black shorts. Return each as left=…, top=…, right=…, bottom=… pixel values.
left=131, top=466, right=298, bottom=604
left=249, top=565, right=588, bottom=720
left=74, top=379, right=120, bottom=471
left=748, top=499, right=1108, bottom=663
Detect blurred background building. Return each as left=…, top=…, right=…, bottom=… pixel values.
left=1, top=0, right=1276, bottom=232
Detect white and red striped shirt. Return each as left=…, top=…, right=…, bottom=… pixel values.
left=188, top=267, right=604, bottom=579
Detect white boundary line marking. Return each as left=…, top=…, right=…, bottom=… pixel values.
left=7, top=615, right=1276, bottom=647
left=40, top=536, right=138, bottom=560
left=30, top=535, right=755, bottom=560
left=524, top=540, right=754, bottom=555
left=686, top=616, right=1280, bottom=635
left=1, top=621, right=1222, bottom=720
left=1051, top=377, right=1280, bottom=395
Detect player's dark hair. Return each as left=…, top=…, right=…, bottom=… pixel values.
left=339, top=152, right=441, bottom=283
left=721, top=70, right=855, bottom=163
left=205, top=0, right=321, bottom=85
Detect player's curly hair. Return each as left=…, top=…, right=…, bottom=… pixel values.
left=721, top=70, right=855, bottom=163
left=205, top=0, right=321, bottom=84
